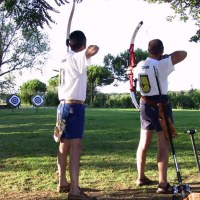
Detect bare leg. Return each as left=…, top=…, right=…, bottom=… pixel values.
left=57, top=139, right=70, bottom=186
left=136, top=129, right=153, bottom=179
left=157, top=131, right=169, bottom=187
left=69, top=138, right=82, bottom=195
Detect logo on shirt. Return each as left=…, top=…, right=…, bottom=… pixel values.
left=142, top=65, right=149, bottom=70
left=140, top=75, right=151, bottom=93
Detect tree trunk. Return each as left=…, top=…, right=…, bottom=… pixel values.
left=90, top=83, right=94, bottom=106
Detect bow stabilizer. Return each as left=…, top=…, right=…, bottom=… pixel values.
left=128, top=21, right=143, bottom=110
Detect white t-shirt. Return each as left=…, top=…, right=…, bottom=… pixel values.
left=58, top=50, right=91, bottom=101
left=134, top=57, right=174, bottom=96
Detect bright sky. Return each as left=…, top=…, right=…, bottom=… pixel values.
left=17, top=0, right=200, bottom=93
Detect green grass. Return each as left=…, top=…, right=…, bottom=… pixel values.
left=0, top=108, right=200, bottom=193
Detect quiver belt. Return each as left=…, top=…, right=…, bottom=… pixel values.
left=157, top=103, right=177, bottom=139
left=141, top=96, right=177, bottom=139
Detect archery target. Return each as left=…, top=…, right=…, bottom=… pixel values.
left=31, top=94, right=45, bottom=107
left=8, top=95, right=21, bottom=107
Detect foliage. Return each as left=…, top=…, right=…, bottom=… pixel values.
left=103, top=52, right=127, bottom=81
left=144, top=0, right=200, bottom=42
left=89, top=92, right=140, bottom=108
left=168, top=89, right=200, bottom=109
left=106, top=93, right=132, bottom=108
left=0, top=73, right=16, bottom=93
left=88, top=89, right=200, bottom=109
left=92, top=93, right=108, bottom=108
left=47, top=76, right=59, bottom=92
left=0, top=0, right=79, bottom=31
left=103, top=49, right=148, bottom=82
left=45, top=91, right=59, bottom=106
left=20, top=79, right=47, bottom=104
left=0, top=6, right=50, bottom=90
left=86, top=65, right=113, bottom=105
left=42, top=77, right=59, bottom=106
left=0, top=0, right=199, bottom=43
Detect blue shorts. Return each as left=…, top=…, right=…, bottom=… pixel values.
left=140, top=96, right=174, bottom=132
left=57, top=103, right=85, bottom=139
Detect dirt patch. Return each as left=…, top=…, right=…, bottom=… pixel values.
left=1, top=174, right=200, bottom=200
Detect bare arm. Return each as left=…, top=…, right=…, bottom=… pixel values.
left=160, top=51, right=187, bottom=65
left=171, top=51, right=187, bottom=65
left=170, top=51, right=187, bottom=65
left=85, top=45, right=99, bottom=59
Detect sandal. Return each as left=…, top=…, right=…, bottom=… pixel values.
left=136, top=176, right=153, bottom=187
left=156, top=183, right=174, bottom=194
left=57, top=183, right=70, bottom=193
left=68, top=191, right=97, bottom=200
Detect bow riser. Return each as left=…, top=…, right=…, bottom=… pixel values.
left=129, top=43, right=135, bottom=68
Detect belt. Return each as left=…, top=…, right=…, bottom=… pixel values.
left=141, top=96, right=168, bottom=107
left=60, top=100, right=84, bottom=104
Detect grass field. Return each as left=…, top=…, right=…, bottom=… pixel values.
left=0, top=107, right=200, bottom=200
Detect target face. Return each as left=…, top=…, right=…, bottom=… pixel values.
left=7, top=95, right=21, bottom=108
left=31, top=94, right=45, bottom=107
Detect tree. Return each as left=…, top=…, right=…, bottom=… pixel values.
left=0, top=1, right=83, bottom=90
left=45, top=77, right=59, bottom=106
left=47, top=76, right=59, bottom=92
left=1, top=0, right=199, bottom=43
left=0, top=6, right=50, bottom=89
left=86, top=65, right=113, bottom=105
left=20, top=79, right=46, bottom=104
left=0, top=0, right=82, bottom=32
left=145, top=0, right=200, bottom=42
left=0, top=73, right=16, bottom=94
left=103, top=48, right=148, bottom=82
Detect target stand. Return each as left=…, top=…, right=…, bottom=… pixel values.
left=31, top=94, right=45, bottom=111
left=6, top=94, right=21, bottom=110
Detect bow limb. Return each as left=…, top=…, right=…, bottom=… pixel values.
left=128, top=21, right=143, bottom=110
left=128, top=72, right=139, bottom=109
left=129, top=21, right=143, bottom=67
left=66, top=0, right=76, bottom=52
left=130, top=92, right=140, bottom=110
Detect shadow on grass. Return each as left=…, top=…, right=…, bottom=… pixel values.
left=2, top=185, right=200, bottom=200
left=0, top=129, right=199, bottom=176
left=89, top=185, right=200, bottom=200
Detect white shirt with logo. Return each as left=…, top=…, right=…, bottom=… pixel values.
left=134, top=57, right=174, bottom=96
